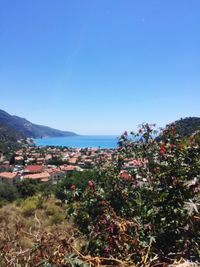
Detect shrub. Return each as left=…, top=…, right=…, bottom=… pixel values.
left=21, top=196, right=39, bottom=216
left=70, top=124, right=200, bottom=264
left=54, top=181, right=67, bottom=203
left=0, top=182, right=18, bottom=202
left=66, top=170, right=98, bottom=191
left=50, top=212, right=65, bottom=225
left=45, top=204, right=60, bottom=216
left=16, top=179, right=38, bottom=198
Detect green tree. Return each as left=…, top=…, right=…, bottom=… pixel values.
left=16, top=179, right=38, bottom=198
left=0, top=182, right=18, bottom=202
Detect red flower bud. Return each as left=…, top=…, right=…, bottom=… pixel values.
left=70, top=184, right=76, bottom=191
left=88, top=180, right=95, bottom=189
left=159, top=143, right=166, bottom=155
left=170, top=143, right=175, bottom=150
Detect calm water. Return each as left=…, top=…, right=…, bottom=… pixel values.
left=34, top=135, right=118, bottom=149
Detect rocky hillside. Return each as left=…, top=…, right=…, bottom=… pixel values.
left=0, top=109, right=77, bottom=138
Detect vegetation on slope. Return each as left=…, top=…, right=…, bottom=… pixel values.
left=0, top=123, right=199, bottom=266
left=168, top=117, right=200, bottom=138
left=0, top=123, right=24, bottom=155
left=0, top=196, right=84, bottom=267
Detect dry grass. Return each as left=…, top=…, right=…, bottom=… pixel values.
left=0, top=197, right=82, bottom=266
left=169, top=260, right=200, bottom=267
left=0, top=199, right=199, bottom=267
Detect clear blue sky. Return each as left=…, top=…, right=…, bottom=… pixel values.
left=0, top=1, right=199, bottom=134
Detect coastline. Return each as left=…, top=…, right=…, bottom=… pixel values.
left=33, top=135, right=118, bottom=149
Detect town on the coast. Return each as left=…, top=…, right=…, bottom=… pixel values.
left=0, top=145, right=146, bottom=184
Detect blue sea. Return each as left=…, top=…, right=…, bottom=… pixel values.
left=34, top=135, right=119, bottom=149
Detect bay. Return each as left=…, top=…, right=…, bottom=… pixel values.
left=34, top=135, right=119, bottom=149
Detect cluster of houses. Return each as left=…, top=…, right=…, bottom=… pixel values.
left=0, top=146, right=113, bottom=184
left=0, top=164, right=75, bottom=184
left=0, top=146, right=147, bottom=184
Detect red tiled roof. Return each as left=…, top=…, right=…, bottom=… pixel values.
left=68, top=158, right=77, bottom=164
left=15, top=156, right=23, bottom=161
left=24, top=171, right=50, bottom=181
left=47, top=168, right=63, bottom=174
left=0, top=172, right=18, bottom=179
left=60, top=165, right=76, bottom=171
left=36, top=158, right=44, bottom=161
left=120, top=171, right=132, bottom=181
left=24, top=165, right=44, bottom=173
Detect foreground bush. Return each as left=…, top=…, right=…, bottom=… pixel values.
left=68, top=124, right=200, bottom=265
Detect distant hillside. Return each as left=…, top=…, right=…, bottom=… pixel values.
left=0, top=123, right=24, bottom=154
left=168, top=117, right=200, bottom=138
left=0, top=109, right=77, bottom=138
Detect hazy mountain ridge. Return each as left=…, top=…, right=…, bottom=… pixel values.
left=0, top=109, right=77, bottom=138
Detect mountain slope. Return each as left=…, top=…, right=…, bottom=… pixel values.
left=0, top=109, right=77, bottom=138
left=0, top=123, right=24, bottom=154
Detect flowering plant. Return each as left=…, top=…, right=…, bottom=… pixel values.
left=70, top=124, right=200, bottom=265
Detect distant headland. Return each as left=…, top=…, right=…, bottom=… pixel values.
left=0, top=109, right=77, bottom=139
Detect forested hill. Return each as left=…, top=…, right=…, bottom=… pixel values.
left=0, top=109, right=77, bottom=138
left=169, top=117, right=200, bottom=138
left=0, top=123, right=24, bottom=154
